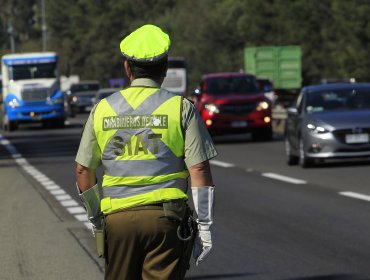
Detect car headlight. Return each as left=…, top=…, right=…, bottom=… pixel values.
left=256, top=101, right=269, bottom=111
left=306, top=123, right=329, bottom=134
left=8, top=98, right=20, bottom=108
left=204, top=104, right=220, bottom=114
left=72, top=96, right=78, bottom=103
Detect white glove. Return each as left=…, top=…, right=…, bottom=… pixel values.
left=193, top=224, right=212, bottom=266
left=191, top=186, right=215, bottom=266
left=76, top=183, right=103, bottom=230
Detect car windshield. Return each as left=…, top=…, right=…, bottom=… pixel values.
left=9, top=63, right=57, bottom=80
left=206, top=76, right=259, bottom=95
left=71, top=83, right=100, bottom=92
left=306, top=88, right=370, bottom=113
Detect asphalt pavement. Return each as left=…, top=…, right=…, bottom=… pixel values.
left=0, top=152, right=104, bottom=280
left=3, top=116, right=370, bottom=280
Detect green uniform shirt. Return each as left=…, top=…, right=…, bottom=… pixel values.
left=75, top=78, right=218, bottom=169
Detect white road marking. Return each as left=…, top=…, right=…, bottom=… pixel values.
left=67, top=206, right=86, bottom=214
left=50, top=189, right=66, bottom=195
left=210, top=160, right=235, bottom=168
left=44, top=184, right=61, bottom=190
left=75, top=214, right=88, bottom=222
left=55, top=194, right=73, bottom=201
left=262, top=172, right=307, bottom=184
left=339, top=191, right=370, bottom=203
left=7, top=132, right=370, bottom=229
left=0, top=134, right=90, bottom=230
left=60, top=199, right=79, bottom=207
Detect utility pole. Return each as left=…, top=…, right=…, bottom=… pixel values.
left=41, top=0, right=47, bottom=51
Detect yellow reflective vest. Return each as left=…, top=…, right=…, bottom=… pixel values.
left=94, top=87, right=189, bottom=214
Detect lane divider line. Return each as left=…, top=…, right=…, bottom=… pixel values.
left=0, top=134, right=91, bottom=230
left=339, top=191, right=370, bottom=203
left=210, top=160, right=235, bottom=168
left=262, top=172, right=307, bottom=184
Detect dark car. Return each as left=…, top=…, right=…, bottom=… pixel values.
left=67, top=81, right=100, bottom=115
left=191, top=72, right=272, bottom=140
left=285, top=83, right=370, bottom=167
left=94, top=88, right=119, bottom=104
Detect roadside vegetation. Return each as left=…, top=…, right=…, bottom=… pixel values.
left=1, top=0, right=370, bottom=89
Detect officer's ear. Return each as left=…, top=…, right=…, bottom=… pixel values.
left=124, top=60, right=134, bottom=81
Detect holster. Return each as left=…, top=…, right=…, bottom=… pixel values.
left=94, top=216, right=105, bottom=258
left=163, top=199, right=186, bottom=221
left=163, top=200, right=197, bottom=277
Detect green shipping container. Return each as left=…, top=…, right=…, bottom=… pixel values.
left=244, top=46, right=302, bottom=89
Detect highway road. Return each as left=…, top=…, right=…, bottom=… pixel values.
left=2, top=114, right=370, bottom=280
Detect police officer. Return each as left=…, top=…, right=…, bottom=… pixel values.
left=75, top=24, right=217, bottom=280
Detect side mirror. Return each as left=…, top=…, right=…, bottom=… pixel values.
left=190, top=88, right=201, bottom=105
left=263, top=85, right=272, bottom=92
left=287, top=107, right=298, bottom=115
left=193, top=88, right=201, bottom=96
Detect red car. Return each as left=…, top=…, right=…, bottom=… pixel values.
left=191, top=72, right=273, bottom=140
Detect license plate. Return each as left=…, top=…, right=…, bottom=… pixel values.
left=85, top=106, right=92, bottom=111
left=345, top=133, right=369, bottom=144
left=231, top=121, right=247, bottom=128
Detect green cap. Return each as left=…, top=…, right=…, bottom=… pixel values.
left=120, top=24, right=170, bottom=63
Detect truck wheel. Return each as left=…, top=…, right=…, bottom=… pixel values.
left=1, top=114, right=17, bottom=132
left=0, top=105, right=5, bottom=131
left=3, top=121, right=18, bottom=132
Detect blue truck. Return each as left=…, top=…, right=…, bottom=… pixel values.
left=1, top=52, right=65, bottom=131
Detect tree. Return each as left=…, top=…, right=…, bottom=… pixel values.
left=2, top=0, right=370, bottom=88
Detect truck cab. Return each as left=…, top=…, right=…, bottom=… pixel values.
left=1, top=52, right=65, bottom=131
left=161, top=57, right=187, bottom=96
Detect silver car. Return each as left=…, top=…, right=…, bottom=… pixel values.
left=285, top=83, right=370, bottom=167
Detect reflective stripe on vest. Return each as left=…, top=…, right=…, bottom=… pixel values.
left=94, top=87, right=189, bottom=214
left=103, top=178, right=187, bottom=198
left=101, top=188, right=188, bottom=214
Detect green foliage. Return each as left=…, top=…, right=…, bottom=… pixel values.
left=1, top=0, right=370, bottom=89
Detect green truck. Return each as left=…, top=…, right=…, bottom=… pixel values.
left=244, top=45, right=302, bottom=89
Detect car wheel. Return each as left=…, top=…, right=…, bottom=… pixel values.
left=67, top=106, right=76, bottom=118
left=299, top=138, right=313, bottom=168
left=285, top=138, right=299, bottom=165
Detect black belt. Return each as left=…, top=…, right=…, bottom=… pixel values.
left=122, top=203, right=164, bottom=211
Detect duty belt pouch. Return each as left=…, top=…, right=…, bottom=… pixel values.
left=94, top=216, right=105, bottom=258
left=163, top=199, right=186, bottom=221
